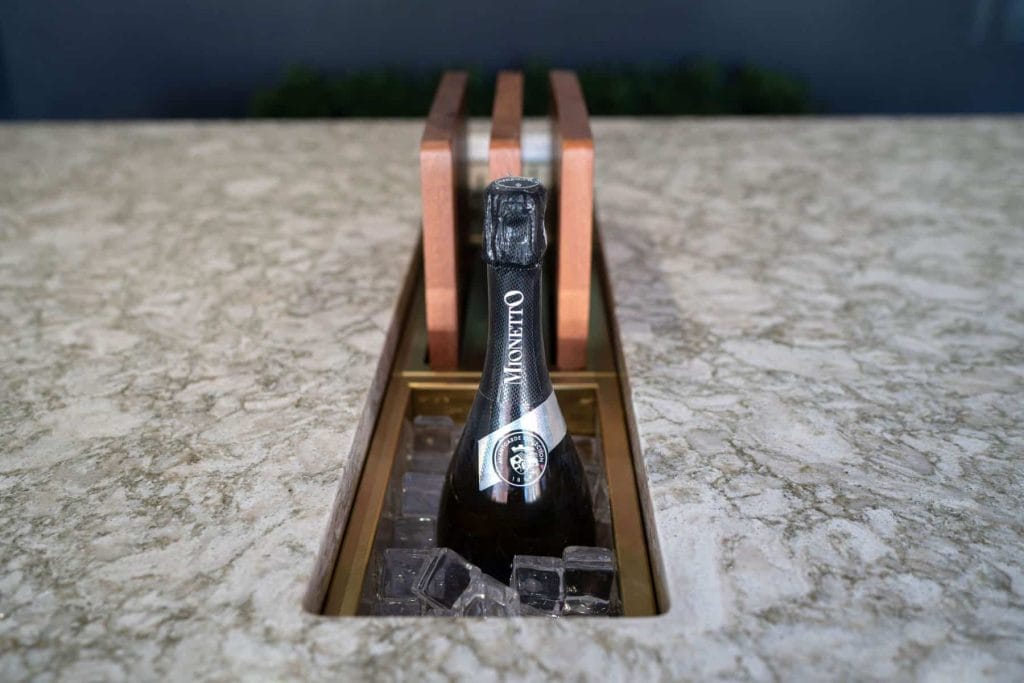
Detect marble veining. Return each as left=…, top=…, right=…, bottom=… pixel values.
left=1, top=119, right=1023, bottom=681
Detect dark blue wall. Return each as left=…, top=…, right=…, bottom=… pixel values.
left=1, top=0, right=1022, bottom=118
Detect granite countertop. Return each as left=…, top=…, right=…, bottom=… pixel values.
left=1, top=118, right=1022, bottom=681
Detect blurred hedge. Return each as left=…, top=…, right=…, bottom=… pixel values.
left=249, top=61, right=811, bottom=117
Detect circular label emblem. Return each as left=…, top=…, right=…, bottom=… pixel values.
left=492, top=430, right=548, bottom=487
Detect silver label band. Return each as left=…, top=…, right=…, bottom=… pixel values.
left=477, top=391, right=567, bottom=491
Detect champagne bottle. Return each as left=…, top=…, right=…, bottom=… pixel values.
left=437, top=176, right=596, bottom=583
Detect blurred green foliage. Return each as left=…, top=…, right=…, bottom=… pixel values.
left=249, top=61, right=811, bottom=117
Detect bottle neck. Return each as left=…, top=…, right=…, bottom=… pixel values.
left=478, top=264, right=552, bottom=411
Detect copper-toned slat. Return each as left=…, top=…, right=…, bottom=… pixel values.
left=488, top=71, right=524, bottom=181
left=550, top=70, right=595, bottom=371
left=420, top=71, right=468, bottom=370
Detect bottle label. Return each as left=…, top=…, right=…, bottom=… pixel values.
left=477, top=392, right=566, bottom=490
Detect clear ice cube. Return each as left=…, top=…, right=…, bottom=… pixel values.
left=407, top=415, right=457, bottom=473
left=573, top=435, right=600, bottom=470
left=406, top=450, right=451, bottom=474
left=392, top=516, right=436, bottom=549
left=401, top=472, right=444, bottom=518
left=373, top=597, right=423, bottom=616
left=562, top=546, right=618, bottom=615
left=397, top=419, right=415, bottom=460
left=562, top=596, right=613, bottom=616
left=413, top=415, right=455, bottom=453
left=385, top=421, right=416, bottom=502
left=382, top=480, right=400, bottom=520
left=591, top=475, right=612, bottom=525
left=378, top=548, right=432, bottom=599
left=457, top=573, right=520, bottom=617
left=511, top=555, right=564, bottom=615
left=413, top=548, right=475, bottom=612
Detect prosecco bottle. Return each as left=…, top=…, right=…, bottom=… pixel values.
left=437, top=176, right=596, bottom=583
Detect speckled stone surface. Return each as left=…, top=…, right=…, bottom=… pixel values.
left=1, top=119, right=1023, bottom=681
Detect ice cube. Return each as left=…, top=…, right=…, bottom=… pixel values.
left=407, top=415, right=457, bottom=473
left=373, top=597, right=423, bottom=616
left=511, top=555, right=563, bottom=615
left=457, top=573, right=520, bottom=617
left=397, top=420, right=415, bottom=460
left=406, top=450, right=451, bottom=474
left=413, top=415, right=455, bottom=453
left=563, top=546, right=616, bottom=596
left=585, top=464, right=602, bottom=496
left=385, top=421, right=416, bottom=493
left=392, top=516, right=436, bottom=549
left=401, top=472, right=444, bottom=518
left=562, top=546, right=618, bottom=615
left=562, top=596, right=613, bottom=616
left=590, top=475, right=611, bottom=525
left=382, top=480, right=401, bottom=520
left=573, top=435, right=600, bottom=470
left=413, top=548, right=475, bottom=612
left=378, top=548, right=432, bottom=599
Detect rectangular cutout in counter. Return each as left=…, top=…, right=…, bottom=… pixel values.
left=313, top=231, right=662, bottom=618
